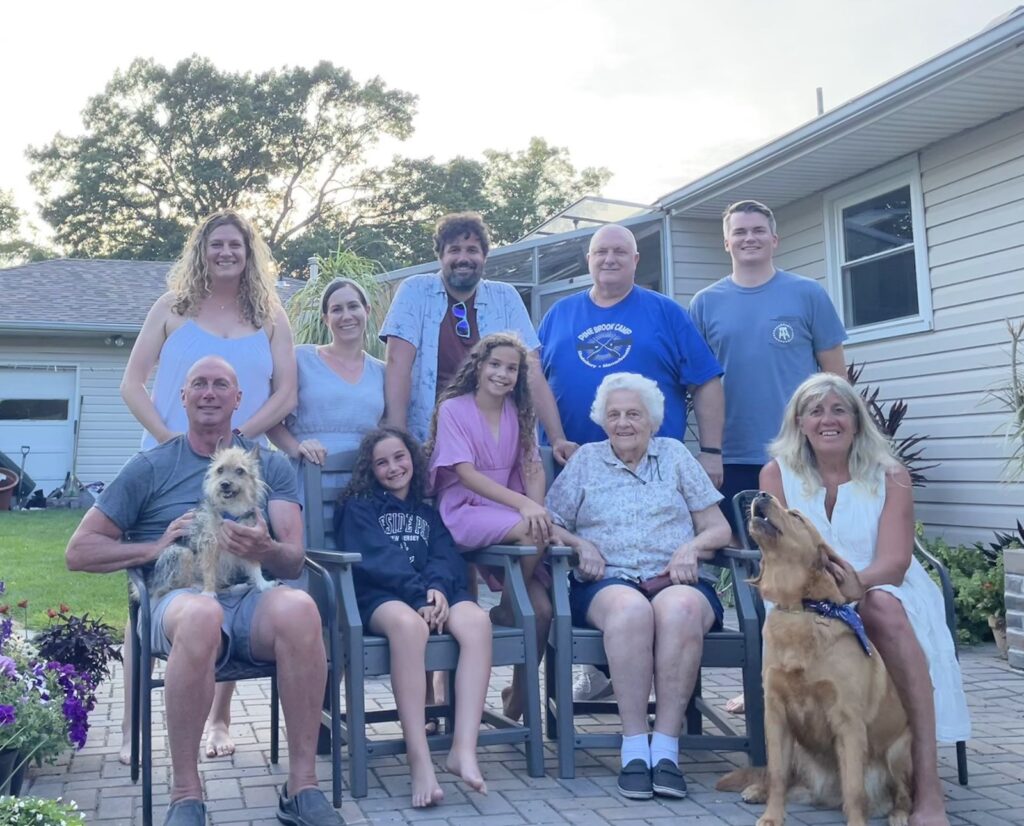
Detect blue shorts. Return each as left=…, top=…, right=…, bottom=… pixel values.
left=149, top=585, right=274, bottom=670
left=569, top=576, right=724, bottom=631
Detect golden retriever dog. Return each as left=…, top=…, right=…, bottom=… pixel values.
left=717, top=492, right=912, bottom=826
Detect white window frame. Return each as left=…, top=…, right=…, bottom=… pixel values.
left=823, top=155, right=933, bottom=345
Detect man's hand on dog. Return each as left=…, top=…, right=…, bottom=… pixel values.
left=155, top=510, right=195, bottom=556
left=664, top=542, right=700, bottom=585
left=219, top=512, right=274, bottom=562
left=827, top=556, right=866, bottom=603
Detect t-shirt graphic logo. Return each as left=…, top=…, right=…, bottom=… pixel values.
left=772, top=322, right=795, bottom=344
left=576, top=323, right=633, bottom=368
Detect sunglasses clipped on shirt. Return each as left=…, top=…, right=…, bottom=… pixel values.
left=451, top=301, right=471, bottom=339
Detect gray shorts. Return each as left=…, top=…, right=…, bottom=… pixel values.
left=149, top=585, right=274, bottom=670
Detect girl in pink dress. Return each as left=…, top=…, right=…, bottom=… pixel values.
left=426, top=332, right=553, bottom=720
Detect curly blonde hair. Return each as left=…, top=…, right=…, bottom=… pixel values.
left=167, top=211, right=281, bottom=328
left=425, top=332, right=537, bottom=464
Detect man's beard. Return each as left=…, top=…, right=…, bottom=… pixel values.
left=443, top=264, right=482, bottom=292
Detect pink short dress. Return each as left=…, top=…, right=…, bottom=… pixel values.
left=428, top=393, right=528, bottom=549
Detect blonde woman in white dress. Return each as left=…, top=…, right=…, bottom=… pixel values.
left=761, top=373, right=969, bottom=826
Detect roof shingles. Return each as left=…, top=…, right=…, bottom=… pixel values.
left=0, top=259, right=306, bottom=331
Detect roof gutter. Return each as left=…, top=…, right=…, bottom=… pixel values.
left=0, top=321, right=141, bottom=335
left=656, top=11, right=1024, bottom=213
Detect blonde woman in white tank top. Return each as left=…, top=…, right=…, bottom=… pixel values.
left=761, top=373, right=967, bottom=826
left=118, top=211, right=297, bottom=765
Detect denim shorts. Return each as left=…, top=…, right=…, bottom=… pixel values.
left=149, top=585, right=273, bottom=670
left=568, top=576, right=724, bottom=631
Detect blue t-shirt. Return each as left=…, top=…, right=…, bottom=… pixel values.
left=538, top=287, right=722, bottom=445
left=688, top=270, right=847, bottom=464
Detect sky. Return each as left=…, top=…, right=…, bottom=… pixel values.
left=2, top=0, right=1017, bottom=237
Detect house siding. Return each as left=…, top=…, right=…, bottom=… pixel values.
left=738, top=110, right=1024, bottom=546
left=670, top=217, right=731, bottom=305
left=0, top=336, right=143, bottom=486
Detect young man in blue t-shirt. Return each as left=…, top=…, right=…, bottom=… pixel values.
left=689, top=200, right=847, bottom=536
left=538, top=224, right=725, bottom=485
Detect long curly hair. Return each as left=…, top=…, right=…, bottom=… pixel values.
left=425, top=332, right=537, bottom=464
left=342, top=427, right=428, bottom=503
left=167, top=210, right=281, bottom=328
left=770, top=372, right=900, bottom=496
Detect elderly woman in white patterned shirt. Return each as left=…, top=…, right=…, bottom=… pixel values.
left=546, top=372, right=731, bottom=802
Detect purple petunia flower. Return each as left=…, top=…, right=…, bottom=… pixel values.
left=0, top=654, right=15, bottom=678
left=0, top=703, right=14, bottom=726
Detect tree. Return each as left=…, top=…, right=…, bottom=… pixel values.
left=276, top=139, right=611, bottom=275
left=0, top=190, right=53, bottom=265
left=482, top=137, right=611, bottom=244
left=28, top=56, right=417, bottom=259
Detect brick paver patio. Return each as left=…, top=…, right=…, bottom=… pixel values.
left=19, top=627, right=1024, bottom=825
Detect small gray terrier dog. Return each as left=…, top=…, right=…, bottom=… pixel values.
left=149, top=445, right=274, bottom=601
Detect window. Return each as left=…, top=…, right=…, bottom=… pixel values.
left=824, top=157, right=932, bottom=342
left=0, top=399, right=69, bottom=420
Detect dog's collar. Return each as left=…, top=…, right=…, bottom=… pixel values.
left=802, top=599, right=872, bottom=656
left=221, top=509, right=256, bottom=523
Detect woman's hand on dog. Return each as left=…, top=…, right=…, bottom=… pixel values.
left=572, top=538, right=605, bottom=581
left=827, top=556, right=867, bottom=602
left=664, top=543, right=700, bottom=585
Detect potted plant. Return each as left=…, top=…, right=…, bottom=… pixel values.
left=917, top=526, right=1018, bottom=654
left=0, top=795, right=84, bottom=825
left=0, top=581, right=118, bottom=795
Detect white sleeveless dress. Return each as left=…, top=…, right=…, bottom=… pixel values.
left=779, top=460, right=971, bottom=742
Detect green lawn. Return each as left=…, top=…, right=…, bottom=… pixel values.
left=0, top=510, right=127, bottom=636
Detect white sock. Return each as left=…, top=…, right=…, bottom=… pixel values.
left=650, top=731, right=679, bottom=767
left=620, top=733, right=651, bottom=768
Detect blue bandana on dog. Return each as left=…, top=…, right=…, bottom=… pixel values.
left=802, top=599, right=872, bottom=656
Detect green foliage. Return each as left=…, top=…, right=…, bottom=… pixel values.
left=28, top=56, right=416, bottom=260
left=286, top=246, right=389, bottom=359
left=0, top=191, right=53, bottom=266
left=482, top=137, right=611, bottom=244
left=847, top=363, right=937, bottom=486
left=0, top=512, right=126, bottom=633
left=278, top=137, right=611, bottom=275
left=917, top=523, right=1021, bottom=644
left=0, top=795, right=84, bottom=825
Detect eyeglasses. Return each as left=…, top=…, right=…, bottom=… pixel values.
left=451, top=301, right=471, bottom=339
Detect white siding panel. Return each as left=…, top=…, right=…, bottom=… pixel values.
left=0, top=336, right=143, bottom=485
left=670, top=217, right=730, bottom=304
left=929, top=245, right=1022, bottom=289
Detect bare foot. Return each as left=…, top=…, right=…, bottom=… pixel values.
left=204, top=721, right=235, bottom=759
left=724, top=693, right=745, bottom=715
left=908, top=811, right=950, bottom=826
left=908, top=784, right=949, bottom=826
left=446, top=750, right=487, bottom=795
left=501, top=684, right=523, bottom=722
left=409, top=758, right=444, bottom=808
left=118, top=726, right=131, bottom=766
left=489, top=603, right=514, bottom=628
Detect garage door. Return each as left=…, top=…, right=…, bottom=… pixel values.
left=0, top=366, right=77, bottom=496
